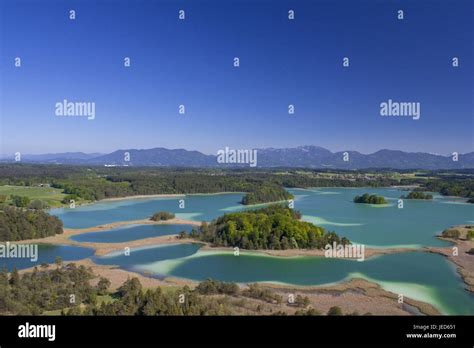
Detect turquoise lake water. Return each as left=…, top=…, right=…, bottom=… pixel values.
left=42, top=188, right=474, bottom=314
left=1, top=244, right=94, bottom=271
left=70, top=224, right=195, bottom=243
left=51, top=188, right=473, bottom=248
left=289, top=188, right=473, bottom=248
left=94, top=243, right=474, bottom=315
left=50, top=193, right=247, bottom=229
left=93, top=243, right=202, bottom=267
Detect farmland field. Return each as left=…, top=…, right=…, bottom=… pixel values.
left=0, top=185, right=66, bottom=207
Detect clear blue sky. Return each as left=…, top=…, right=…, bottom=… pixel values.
left=1, top=0, right=473, bottom=155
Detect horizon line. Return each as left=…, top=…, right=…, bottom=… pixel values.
left=0, top=145, right=472, bottom=158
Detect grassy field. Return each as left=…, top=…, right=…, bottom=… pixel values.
left=96, top=294, right=116, bottom=305
left=41, top=295, right=117, bottom=315
left=0, top=185, right=66, bottom=207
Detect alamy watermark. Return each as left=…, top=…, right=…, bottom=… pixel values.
left=18, top=322, right=55, bottom=341
left=380, top=99, right=420, bottom=120
left=0, top=242, right=38, bottom=262
left=324, top=242, right=365, bottom=262
left=55, top=99, right=95, bottom=120
left=217, top=147, right=257, bottom=167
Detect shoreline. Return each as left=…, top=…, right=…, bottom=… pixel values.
left=49, top=191, right=245, bottom=209
left=13, top=222, right=473, bottom=307
left=50, top=187, right=470, bottom=211
left=199, top=244, right=425, bottom=259
left=8, top=201, right=473, bottom=315
left=99, top=191, right=244, bottom=202
left=16, top=217, right=202, bottom=256
left=426, top=225, right=474, bottom=293
left=65, top=217, right=202, bottom=233
left=12, top=225, right=473, bottom=316
left=17, top=258, right=439, bottom=316
left=17, top=217, right=434, bottom=260
left=15, top=218, right=473, bottom=270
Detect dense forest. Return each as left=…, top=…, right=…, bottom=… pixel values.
left=0, top=206, right=63, bottom=241
left=353, top=194, right=387, bottom=205
left=241, top=185, right=294, bottom=205
left=422, top=178, right=474, bottom=198
left=0, top=265, right=235, bottom=315
left=0, top=262, right=96, bottom=315
left=402, top=191, right=433, bottom=200
left=189, top=205, right=349, bottom=250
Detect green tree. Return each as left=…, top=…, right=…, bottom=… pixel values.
left=28, top=200, right=49, bottom=210
left=11, top=195, right=31, bottom=207
left=327, top=306, right=343, bottom=316
left=9, top=268, right=20, bottom=286
left=55, top=256, right=63, bottom=268
left=97, top=277, right=111, bottom=295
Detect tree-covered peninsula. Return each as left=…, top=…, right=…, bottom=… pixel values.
left=190, top=205, right=349, bottom=250
left=241, top=185, right=294, bottom=205
left=401, top=191, right=433, bottom=200
left=353, top=193, right=387, bottom=205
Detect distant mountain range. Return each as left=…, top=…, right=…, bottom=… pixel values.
left=1, top=146, right=473, bottom=170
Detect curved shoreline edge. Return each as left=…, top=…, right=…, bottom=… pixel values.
left=18, top=257, right=441, bottom=316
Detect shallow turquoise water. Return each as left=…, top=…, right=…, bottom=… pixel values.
left=94, top=243, right=474, bottom=315
left=44, top=187, right=474, bottom=315
left=51, top=193, right=246, bottom=229
left=52, top=188, right=473, bottom=248
left=93, top=243, right=202, bottom=267
left=70, top=224, right=195, bottom=243
left=289, top=188, right=473, bottom=248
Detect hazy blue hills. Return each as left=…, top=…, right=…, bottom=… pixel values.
left=256, top=146, right=473, bottom=169
left=1, top=146, right=473, bottom=170
left=87, top=148, right=215, bottom=167
left=6, top=152, right=103, bottom=164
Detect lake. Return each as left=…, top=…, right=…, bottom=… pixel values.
left=51, top=188, right=474, bottom=248
left=43, top=187, right=474, bottom=315
left=93, top=243, right=202, bottom=267
left=51, top=193, right=246, bottom=229
left=288, top=187, right=473, bottom=248
left=94, top=243, right=474, bottom=315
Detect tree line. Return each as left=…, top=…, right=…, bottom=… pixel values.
left=422, top=179, right=474, bottom=199
left=401, top=191, right=433, bottom=200
left=1, top=164, right=473, bottom=205
left=0, top=206, right=63, bottom=241
left=0, top=164, right=417, bottom=204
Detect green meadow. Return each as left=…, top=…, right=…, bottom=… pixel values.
left=0, top=185, right=66, bottom=207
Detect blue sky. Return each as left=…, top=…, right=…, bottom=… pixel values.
left=1, top=0, right=473, bottom=155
